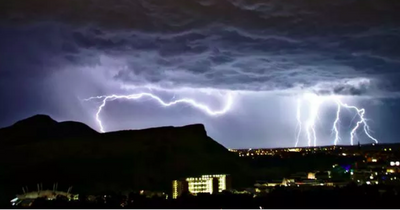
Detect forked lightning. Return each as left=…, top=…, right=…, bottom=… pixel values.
left=85, top=91, right=377, bottom=147
left=84, top=92, right=233, bottom=132
left=295, top=93, right=378, bottom=147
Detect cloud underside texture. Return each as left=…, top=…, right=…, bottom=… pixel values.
left=0, top=0, right=400, bottom=147
left=1, top=0, right=400, bottom=95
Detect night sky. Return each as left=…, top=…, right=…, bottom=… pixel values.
left=1, top=0, right=400, bottom=149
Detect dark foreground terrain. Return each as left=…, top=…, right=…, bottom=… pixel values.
left=10, top=184, right=400, bottom=208
left=0, top=115, right=250, bottom=206
left=3, top=115, right=400, bottom=208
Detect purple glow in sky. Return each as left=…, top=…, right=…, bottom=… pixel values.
left=1, top=0, right=400, bottom=148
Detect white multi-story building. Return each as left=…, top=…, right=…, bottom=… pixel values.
left=172, top=174, right=230, bottom=199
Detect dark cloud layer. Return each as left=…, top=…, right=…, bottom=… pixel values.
left=0, top=0, right=400, bottom=147
left=2, top=0, right=400, bottom=94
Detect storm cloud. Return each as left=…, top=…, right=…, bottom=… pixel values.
left=0, top=0, right=399, bottom=148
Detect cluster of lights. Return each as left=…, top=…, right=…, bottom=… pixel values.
left=236, top=146, right=344, bottom=157
left=172, top=180, right=179, bottom=199
left=366, top=181, right=379, bottom=185
left=390, top=161, right=400, bottom=166
left=172, top=176, right=222, bottom=199
left=186, top=174, right=226, bottom=181
left=182, top=174, right=228, bottom=195
left=257, top=178, right=334, bottom=188
left=287, top=148, right=301, bottom=152
left=188, top=181, right=212, bottom=193
left=238, top=151, right=276, bottom=157
left=387, top=169, right=395, bottom=173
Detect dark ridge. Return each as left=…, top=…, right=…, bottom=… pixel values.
left=0, top=115, right=98, bottom=147
left=0, top=115, right=251, bottom=205
left=109, top=123, right=207, bottom=136
left=180, top=123, right=207, bottom=135
left=12, top=114, right=57, bottom=127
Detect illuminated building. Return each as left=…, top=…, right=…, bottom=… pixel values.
left=307, top=172, right=316, bottom=180
left=172, top=180, right=188, bottom=199
left=172, top=174, right=231, bottom=199
left=282, top=178, right=295, bottom=186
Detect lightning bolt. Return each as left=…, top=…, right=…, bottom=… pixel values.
left=295, top=93, right=378, bottom=147
left=304, top=93, right=322, bottom=147
left=332, top=102, right=341, bottom=145
left=84, top=92, right=233, bottom=133
left=295, top=98, right=302, bottom=147
left=334, top=100, right=378, bottom=145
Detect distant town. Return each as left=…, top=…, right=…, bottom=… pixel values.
left=11, top=140, right=400, bottom=208
left=2, top=115, right=400, bottom=208
left=229, top=143, right=400, bottom=187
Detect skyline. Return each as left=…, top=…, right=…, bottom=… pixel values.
left=1, top=0, right=400, bottom=148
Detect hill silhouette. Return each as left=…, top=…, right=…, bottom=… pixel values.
left=0, top=115, right=250, bottom=205
left=0, top=114, right=99, bottom=146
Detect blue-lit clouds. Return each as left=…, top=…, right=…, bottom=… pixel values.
left=0, top=0, right=399, bottom=148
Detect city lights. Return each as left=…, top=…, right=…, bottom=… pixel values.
left=172, top=174, right=229, bottom=199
